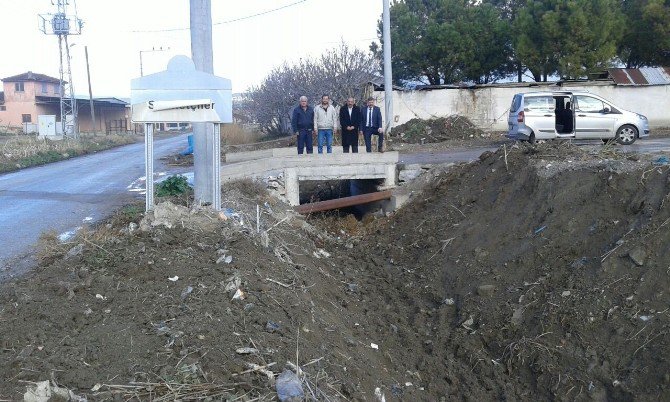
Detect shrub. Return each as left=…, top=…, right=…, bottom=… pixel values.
left=155, top=175, right=191, bottom=197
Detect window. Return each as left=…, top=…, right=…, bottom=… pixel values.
left=54, top=84, right=61, bottom=95
left=15, top=82, right=24, bottom=92
left=510, top=95, right=522, bottom=112
left=524, top=96, right=554, bottom=112
left=22, top=114, right=32, bottom=123
left=41, top=83, right=48, bottom=93
left=0, top=106, right=6, bottom=111
left=575, top=96, right=605, bottom=113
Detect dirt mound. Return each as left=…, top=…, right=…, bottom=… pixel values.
left=352, top=143, right=670, bottom=400
left=1, top=142, right=669, bottom=400
left=392, top=116, right=487, bottom=143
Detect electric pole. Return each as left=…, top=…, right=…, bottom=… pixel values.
left=383, top=0, right=393, bottom=136
left=85, top=45, right=96, bottom=132
left=190, top=0, right=216, bottom=205
left=39, top=0, right=83, bottom=137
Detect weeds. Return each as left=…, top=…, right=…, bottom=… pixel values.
left=0, top=133, right=139, bottom=173
left=156, top=175, right=191, bottom=197
left=221, top=124, right=263, bottom=146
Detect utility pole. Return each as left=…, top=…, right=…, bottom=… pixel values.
left=190, top=0, right=216, bottom=205
left=39, top=0, right=83, bottom=137
left=85, top=45, right=96, bottom=132
left=382, top=0, right=393, bottom=136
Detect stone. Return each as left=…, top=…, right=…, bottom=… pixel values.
left=628, top=247, right=646, bottom=266
left=477, top=284, right=495, bottom=297
left=511, top=308, right=524, bottom=326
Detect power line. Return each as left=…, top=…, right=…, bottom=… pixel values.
left=131, top=0, right=308, bottom=33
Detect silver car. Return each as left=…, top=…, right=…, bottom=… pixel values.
left=507, top=91, right=650, bottom=145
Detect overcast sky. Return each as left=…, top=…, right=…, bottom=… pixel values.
left=0, top=0, right=382, bottom=98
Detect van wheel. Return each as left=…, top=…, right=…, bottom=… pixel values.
left=529, top=132, right=536, bottom=144
left=615, top=125, right=637, bottom=145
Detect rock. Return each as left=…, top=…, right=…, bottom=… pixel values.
left=474, top=247, right=489, bottom=262
left=561, top=291, right=571, bottom=297
left=628, top=247, right=646, bottom=266
left=511, top=308, right=524, bottom=326
left=477, top=285, right=495, bottom=297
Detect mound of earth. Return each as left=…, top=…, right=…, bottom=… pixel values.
left=392, top=116, right=487, bottom=143
left=1, top=144, right=669, bottom=401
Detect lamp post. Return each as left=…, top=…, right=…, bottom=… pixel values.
left=139, top=46, right=170, bottom=77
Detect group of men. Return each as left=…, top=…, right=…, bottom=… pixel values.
left=291, top=95, right=384, bottom=155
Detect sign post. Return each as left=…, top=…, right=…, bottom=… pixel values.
left=130, top=55, right=232, bottom=212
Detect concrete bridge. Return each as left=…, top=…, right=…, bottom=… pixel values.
left=222, top=148, right=399, bottom=206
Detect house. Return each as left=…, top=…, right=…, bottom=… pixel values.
left=0, top=71, right=129, bottom=133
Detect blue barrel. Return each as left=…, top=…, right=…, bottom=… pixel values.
left=180, top=134, right=194, bottom=156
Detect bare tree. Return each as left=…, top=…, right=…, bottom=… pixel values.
left=242, top=42, right=378, bottom=134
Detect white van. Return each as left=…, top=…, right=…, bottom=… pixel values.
left=507, top=91, right=650, bottom=145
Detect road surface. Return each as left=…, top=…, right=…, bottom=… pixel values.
left=0, top=133, right=189, bottom=280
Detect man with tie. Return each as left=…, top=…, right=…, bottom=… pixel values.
left=339, top=97, right=362, bottom=153
left=359, top=97, right=384, bottom=153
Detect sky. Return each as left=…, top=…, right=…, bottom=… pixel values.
left=0, top=0, right=383, bottom=98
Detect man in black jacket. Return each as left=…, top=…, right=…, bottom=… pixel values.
left=291, top=96, right=315, bottom=154
left=339, top=97, right=361, bottom=153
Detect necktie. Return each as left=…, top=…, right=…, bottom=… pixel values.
left=368, top=108, right=372, bottom=127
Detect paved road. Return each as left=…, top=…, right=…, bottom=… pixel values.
left=0, top=133, right=189, bottom=279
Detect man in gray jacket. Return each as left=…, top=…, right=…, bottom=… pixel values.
left=313, top=95, right=338, bottom=154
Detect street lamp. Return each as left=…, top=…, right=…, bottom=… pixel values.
left=139, top=46, right=170, bottom=77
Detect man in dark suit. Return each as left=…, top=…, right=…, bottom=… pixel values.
left=359, top=97, right=384, bottom=153
left=339, top=97, right=362, bottom=153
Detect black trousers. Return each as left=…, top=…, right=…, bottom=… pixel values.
left=363, top=127, right=383, bottom=152
left=342, top=129, right=359, bottom=153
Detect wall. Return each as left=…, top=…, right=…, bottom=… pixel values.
left=376, top=83, right=670, bottom=131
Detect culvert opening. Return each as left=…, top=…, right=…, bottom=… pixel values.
left=298, top=179, right=387, bottom=220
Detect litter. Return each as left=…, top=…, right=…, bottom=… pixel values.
left=181, top=286, right=193, bottom=301
left=232, top=289, right=246, bottom=300
left=168, top=276, right=179, bottom=282
left=235, top=347, right=258, bottom=354
left=276, top=369, right=304, bottom=402
left=653, top=156, right=669, bottom=165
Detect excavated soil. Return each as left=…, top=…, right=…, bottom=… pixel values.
left=1, top=143, right=670, bottom=401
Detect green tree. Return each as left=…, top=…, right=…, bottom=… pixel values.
left=619, top=0, right=670, bottom=67
left=376, top=0, right=512, bottom=85
left=553, top=0, right=623, bottom=79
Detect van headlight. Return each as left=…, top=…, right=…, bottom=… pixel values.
left=637, top=114, right=647, bottom=120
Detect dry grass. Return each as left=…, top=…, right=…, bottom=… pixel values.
left=221, top=124, right=264, bottom=146
left=0, top=132, right=139, bottom=172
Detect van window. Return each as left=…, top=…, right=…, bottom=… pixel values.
left=524, top=96, right=554, bottom=112
left=511, top=95, right=522, bottom=112
left=575, top=95, right=604, bottom=113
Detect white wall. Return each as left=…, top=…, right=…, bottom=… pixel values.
left=377, top=83, right=670, bottom=131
